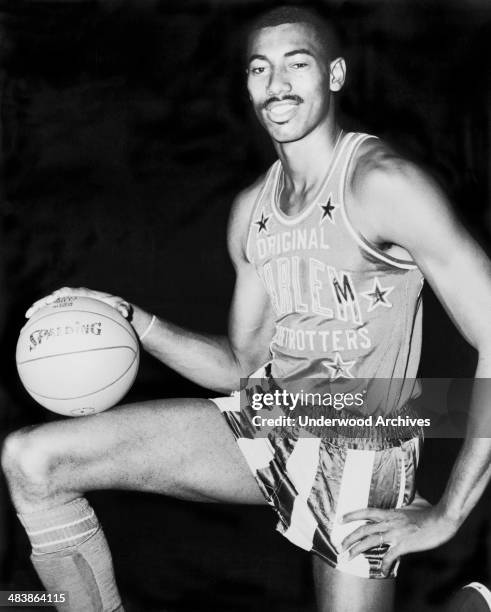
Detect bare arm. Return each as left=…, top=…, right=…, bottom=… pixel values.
left=341, top=145, right=491, bottom=571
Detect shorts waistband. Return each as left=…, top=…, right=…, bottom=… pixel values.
left=243, top=365, right=424, bottom=445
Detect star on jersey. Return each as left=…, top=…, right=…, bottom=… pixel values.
left=319, top=194, right=337, bottom=224
left=255, top=211, right=270, bottom=234
left=322, top=352, right=356, bottom=380
left=361, top=278, right=394, bottom=312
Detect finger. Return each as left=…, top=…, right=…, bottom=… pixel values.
left=348, top=534, right=388, bottom=559
left=25, top=295, right=58, bottom=318
left=53, top=287, right=109, bottom=300
left=343, top=508, right=392, bottom=523
left=51, top=287, right=78, bottom=298
left=97, top=295, right=125, bottom=309
left=25, top=287, right=77, bottom=318
left=342, top=522, right=389, bottom=551
left=25, top=302, right=44, bottom=318
left=25, top=287, right=126, bottom=319
left=116, top=301, right=131, bottom=318
left=381, top=546, right=401, bottom=577
left=91, top=296, right=129, bottom=317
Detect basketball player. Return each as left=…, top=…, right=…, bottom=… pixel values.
left=3, top=6, right=491, bottom=612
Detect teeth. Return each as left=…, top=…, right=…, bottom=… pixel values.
left=268, top=101, right=296, bottom=110
left=267, top=102, right=297, bottom=119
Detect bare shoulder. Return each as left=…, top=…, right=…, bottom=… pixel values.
left=350, top=138, right=431, bottom=196
left=347, top=138, right=454, bottom=247
left=227, top=174, right=266, bottom=266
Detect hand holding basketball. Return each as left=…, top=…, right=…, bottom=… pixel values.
left=17, top=295, right=140, bottom=417
left=26, top=287, right=132, bottom=320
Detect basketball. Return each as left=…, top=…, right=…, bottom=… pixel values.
left=16, top=295, right=139, bottom=417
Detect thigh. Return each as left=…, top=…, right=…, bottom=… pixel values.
left=31, top=398, right=266, bottom=505
left=312, top=556, right=395, bottom=612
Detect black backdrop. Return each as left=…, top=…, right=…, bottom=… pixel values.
left=0, top=1, right=491, bottom=610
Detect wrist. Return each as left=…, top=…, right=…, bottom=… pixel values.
left=130, top=306, right=154, bottom=340
left=435, top=500, right=464, bottom=532
left=139, top=314, right=156, bottom=341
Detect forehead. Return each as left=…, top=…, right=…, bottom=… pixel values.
left=247, top=22, right=325, bottom=63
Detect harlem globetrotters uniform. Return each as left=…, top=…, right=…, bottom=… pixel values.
left=212, top=132, right=424, bottom=579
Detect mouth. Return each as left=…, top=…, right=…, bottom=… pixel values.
left=264, top=99, right=301, bottom=123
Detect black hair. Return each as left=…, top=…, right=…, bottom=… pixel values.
left=246, top=5, right=342, bottom=64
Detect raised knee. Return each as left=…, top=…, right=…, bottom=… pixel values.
left=1, top=427, right=54, bottom=503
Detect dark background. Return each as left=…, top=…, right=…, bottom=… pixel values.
left=0, top=0, right=491, bottom=610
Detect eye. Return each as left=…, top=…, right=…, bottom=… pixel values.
left=291, top=62, right=309, bottom=70
left=249, top=65, right=268, bottom=76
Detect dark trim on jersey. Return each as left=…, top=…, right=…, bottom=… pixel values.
left=340, top=133, right=420, bottom=271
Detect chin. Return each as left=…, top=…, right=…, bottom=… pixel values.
left=269, top=127, right=309, bottom=144
left=264, top=118, right=313, bottom=144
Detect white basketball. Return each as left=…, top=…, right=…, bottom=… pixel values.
left=16, top=296, right=139, bottom=417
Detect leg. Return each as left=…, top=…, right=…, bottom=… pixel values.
left=312, top=555, right=395, bottom=612
left=305, top=438, right=420, bottom=612
left=1, top=398, right=265, bottom=610
left=1, top=398, right=265, bottom=510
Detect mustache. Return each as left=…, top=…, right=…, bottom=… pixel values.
left=263, top=95, right=303, bottom=110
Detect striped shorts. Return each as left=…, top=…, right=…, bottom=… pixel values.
left=211, top=392, right=420, bottom=579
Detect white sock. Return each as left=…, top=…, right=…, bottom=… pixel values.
left=19, top=498, right=123, bottom=612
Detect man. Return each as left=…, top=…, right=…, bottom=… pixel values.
left=2, top=6, right=491, bottom=612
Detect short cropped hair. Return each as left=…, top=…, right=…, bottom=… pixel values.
left=246, top=5, right=342, bottom=64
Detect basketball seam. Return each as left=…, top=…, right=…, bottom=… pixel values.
left=21, top=350, right=139, bottom=401
left=17, top=345, right=137, bottom=366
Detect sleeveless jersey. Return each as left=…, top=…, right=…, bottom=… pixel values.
left=245, top=132, right=424, bottom=419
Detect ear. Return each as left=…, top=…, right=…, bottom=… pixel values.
left=329, top=57, right=346, bottom=92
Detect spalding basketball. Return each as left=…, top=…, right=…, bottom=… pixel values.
left=16, top=296, right=139, bottom=417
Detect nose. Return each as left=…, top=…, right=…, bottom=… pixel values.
left=267, top=67, right=292, bottom=97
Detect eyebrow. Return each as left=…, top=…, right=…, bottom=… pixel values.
left=248, top=48, right=316, bottom=65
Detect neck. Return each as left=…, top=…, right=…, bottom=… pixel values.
left=274, top=116, right=342, bottom=197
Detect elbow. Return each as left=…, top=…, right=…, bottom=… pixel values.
left=214, top=359, right=260, bottom=395
left=476, top=337, right=491, bottom=360
left=210, top=366, right=248, bottom=395
left=474, top=343, right=491, bottom=376
left=212, top=381, right=239, bottom=395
